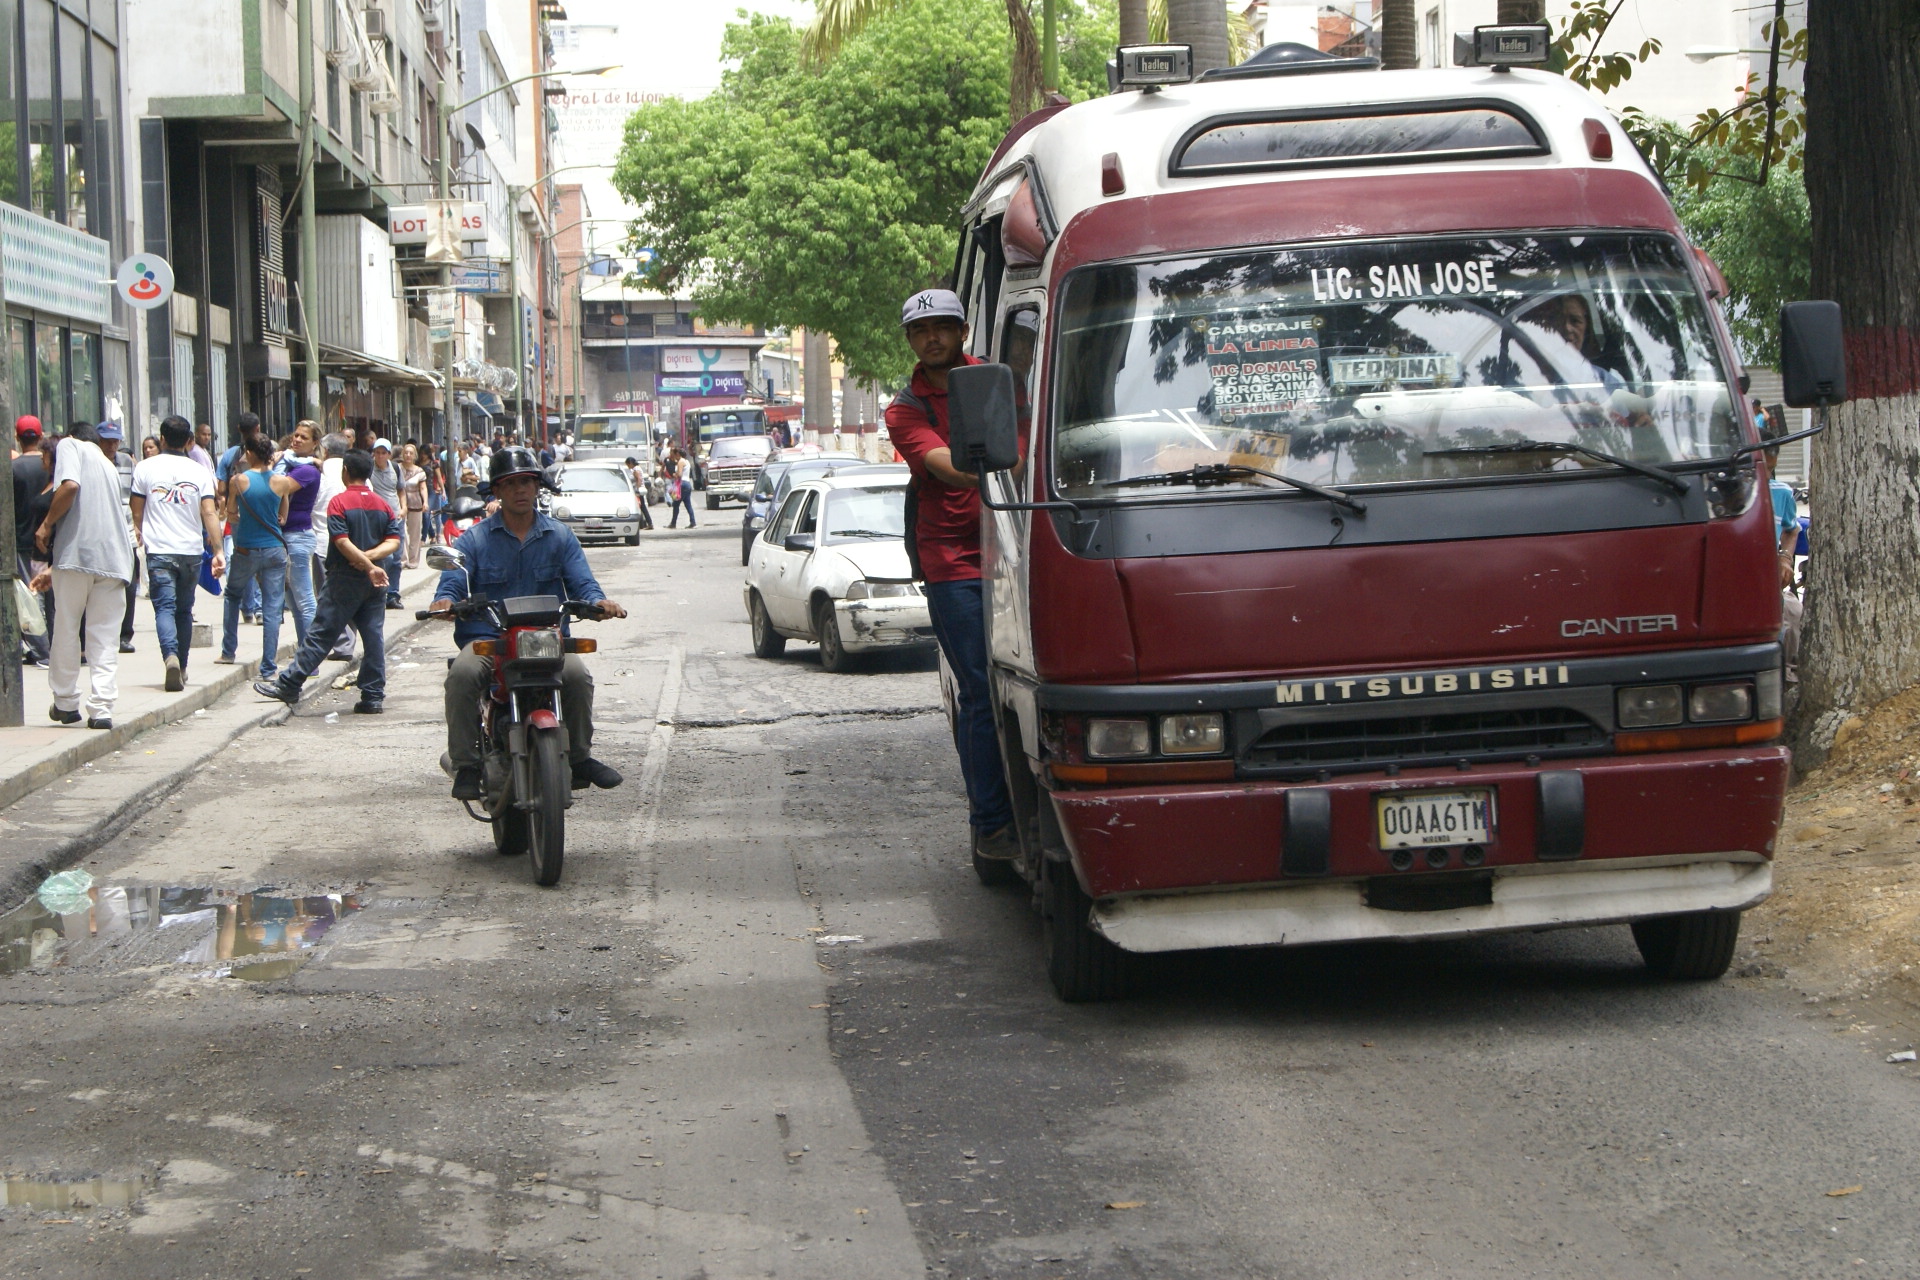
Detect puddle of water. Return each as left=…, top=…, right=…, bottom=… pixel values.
left=0, top=883, right=367, bottom=981
left=4, top=1176, right=143, bottom=1211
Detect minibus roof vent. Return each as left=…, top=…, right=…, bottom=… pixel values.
left=1197, top=42, right=1381, bottom=82
left=1171, top=101, right=1547, bottom=177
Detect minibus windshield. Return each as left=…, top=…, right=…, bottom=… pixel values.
left=1052, top=233, right=1738, bottom=500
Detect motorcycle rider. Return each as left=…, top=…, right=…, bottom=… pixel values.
left=431, top=446, right=629, bottom=801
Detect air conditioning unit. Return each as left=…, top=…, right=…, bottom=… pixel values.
left=422, top=1, right=444, bottom=31
left=362, top=9, right=387, bottom=40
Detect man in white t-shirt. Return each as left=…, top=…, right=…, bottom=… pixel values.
left=33, top=423, right=135, bottom=727
left=131, top=415, right=225, bottom=691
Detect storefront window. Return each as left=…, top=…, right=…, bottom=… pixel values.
left=35, top=319, right=65, bottom=426
left=26, top=0, right=54, bottom=220
left=68, top=328, right=97, bottom=422
left=59, top=11, right=84, bottom=229
left=102, top=335, right=127, bottom=424
left=9, top=317, right=29, bottom=413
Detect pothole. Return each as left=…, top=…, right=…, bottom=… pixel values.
left=0, top=872, right=369, bottom=982
left=4, top=1175, right=144, bottom=1211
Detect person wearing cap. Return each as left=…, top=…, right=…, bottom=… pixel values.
left=884, top=287, right=1019, bottom=867
left=11, top=416, right=49, bottom=665
left=427, top=446, right=628, bottom=801
left=253, top=449, right=401, bottom=713
left=368, top=437, right=405, bottom=608
left=34, top=422, right=134, bottom=728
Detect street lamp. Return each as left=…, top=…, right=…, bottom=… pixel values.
left=1683, top=46, right=1762, bottom=63
left=506, top=163, right=611, bottom=443
left=432, top=63, right=619, bottom=453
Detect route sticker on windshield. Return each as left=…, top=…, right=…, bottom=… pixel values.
left=1329, top=352, right=1461, bottom=390
left=1204, top=315, right=1321, bottom=419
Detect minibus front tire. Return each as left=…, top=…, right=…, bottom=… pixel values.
left=1631, top=909, right=1742, bottom=980
left=1043, top=860, right=1130, bottom=1002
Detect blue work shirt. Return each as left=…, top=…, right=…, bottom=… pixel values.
left=434, top=511, right=606, bottom=647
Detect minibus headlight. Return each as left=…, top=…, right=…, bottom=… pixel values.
left=515, top=631, right=564, bottom=661
left=1617, top=685, right=1683, bottom=729
left=1688, top=681, right=1752, bottom=723
left=1087, top=718, right=1152, bottom=759
left=1756, top=668, right=1782, bottom=721
left=1160, top=713, right=1225, bottom=755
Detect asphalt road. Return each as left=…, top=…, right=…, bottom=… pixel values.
left=2, top=517, right=1917, bottom=1279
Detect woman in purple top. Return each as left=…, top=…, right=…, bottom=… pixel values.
left=275, top=421, right=324, bottom=645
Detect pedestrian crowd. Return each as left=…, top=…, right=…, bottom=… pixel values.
left=11, top=412, right=462, bottom=728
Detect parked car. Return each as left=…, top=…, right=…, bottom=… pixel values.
left=739, top=452, right=879, bottom=564
left=544, top=459, right=645, bottom=546
left=743, top=473, right=934, bottom=671
left=704, top=435, right=776, bottom=510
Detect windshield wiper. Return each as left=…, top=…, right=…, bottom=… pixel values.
left=1096, top=463, right=1366, bottom=515
left=827, top=529, right=897, bottom=539
left=1422, top=440, right=1691, bottom=497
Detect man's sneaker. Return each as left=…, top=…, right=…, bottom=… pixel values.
left=324, top=648, right=354, bottom=662
left=163, top=654, right=184, bottom=692
left=570, top=758, right=623, bottom=790
left=118, top=640, right=135, bottom=653
left=450, top=766, right=484, bottom=801
left=86, top=717, right=112, bottom=730
left=48, top=705, right=80, bottom=725
left=974, top=823, right=1021, bottom=862
left=352, top=700, right=383, bottom=714
left=214, top=653, right=237, bottom=665
left=252, top=680, right=297, bottom=705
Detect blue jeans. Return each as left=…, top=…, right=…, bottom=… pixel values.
left=284, top=529, right=317, bottom=646
left=669, top=485, right=696, bottom=527
left=222, top=545, right=289, bottom=678
left=384, top=548, right=403, bottom=604
left=276, top=570, right=388, bottom=701
left=923, top=577, right=1013, bottom=833
left=147, top=553, right=202, bottom=666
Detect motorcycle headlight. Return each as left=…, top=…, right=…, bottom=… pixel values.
left=514, top=630, right=564, bottom=661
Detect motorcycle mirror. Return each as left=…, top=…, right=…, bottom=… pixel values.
left=426, top=546, right=468, bottom=573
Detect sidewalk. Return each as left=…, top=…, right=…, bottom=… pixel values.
left=1, top=565, right=441, bottom=811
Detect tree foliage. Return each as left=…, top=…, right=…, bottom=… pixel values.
left=615, top=0, right=1089, bottom=384
left=1668, top=140, right=1810, bottom=367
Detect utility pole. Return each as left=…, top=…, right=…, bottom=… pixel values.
left=296, top=0, right=320, bottom=418
left=507, top=192, right=523, bottom=442
left=0, top=243, right=19, bottom=728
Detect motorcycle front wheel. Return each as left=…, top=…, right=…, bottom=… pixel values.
left=527, top=730, right=568, bottom=886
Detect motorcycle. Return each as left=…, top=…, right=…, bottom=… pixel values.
left=441, top=488, right=488, bottom=545
left=420, top=545, right=607, bottom=886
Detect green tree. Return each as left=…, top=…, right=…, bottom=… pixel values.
left=1669, top=142, right=1810, bottom=368
left=614, top=0, right=1013, bottom=384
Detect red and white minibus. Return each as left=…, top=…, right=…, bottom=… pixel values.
left=941, top=32, right=1845, bottom=1000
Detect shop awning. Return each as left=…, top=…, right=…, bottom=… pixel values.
left=318, top=343, right=442, bottom=388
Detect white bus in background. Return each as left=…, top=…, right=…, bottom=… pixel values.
left=572, top=412, right=657, bottom=461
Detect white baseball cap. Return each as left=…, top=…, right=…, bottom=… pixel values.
left=901, top=288, right=966, bottom=327
left=373, top=437, right=393, bottom=451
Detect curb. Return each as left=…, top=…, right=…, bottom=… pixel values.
left=0, top=582, right=445, bottom=913
left=0, top=577, right=441, bottom=819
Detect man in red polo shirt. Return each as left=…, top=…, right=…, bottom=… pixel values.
left=885, top=289, right=1018, bottom=867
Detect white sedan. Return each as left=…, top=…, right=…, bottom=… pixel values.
left=742, top=470, right=932, bottom=671
left=545, top=460, right=645, bottom=545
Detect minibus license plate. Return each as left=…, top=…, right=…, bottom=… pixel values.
left=1376, top=789, right=1494, bottom=849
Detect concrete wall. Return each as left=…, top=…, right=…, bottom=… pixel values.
left=126, top=0, right=247, bottom=109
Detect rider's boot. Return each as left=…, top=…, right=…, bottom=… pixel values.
left=571, top=758, right=623, bottom=790
left=451, top=765, right=484, bottom=801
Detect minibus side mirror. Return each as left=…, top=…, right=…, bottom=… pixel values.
left=1780, top=301, right=1847, bottom=407
left=946, top=363, right=1021, bottom=475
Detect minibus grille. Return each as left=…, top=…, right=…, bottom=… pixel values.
left=1244, top=707, right=1606, bottom=773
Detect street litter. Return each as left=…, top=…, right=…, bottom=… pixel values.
left=816, top=935, right=863, bottom=946
left=1887, top=1050, right=1916, bottom=1063
left=324, top=713, right=339, bottom=724
left=36, top=869, right=94, bottom=915
left=1826, top=1185, right=1863, bottom=1197
left=1105, top=1200, right=1146, bottom=1210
